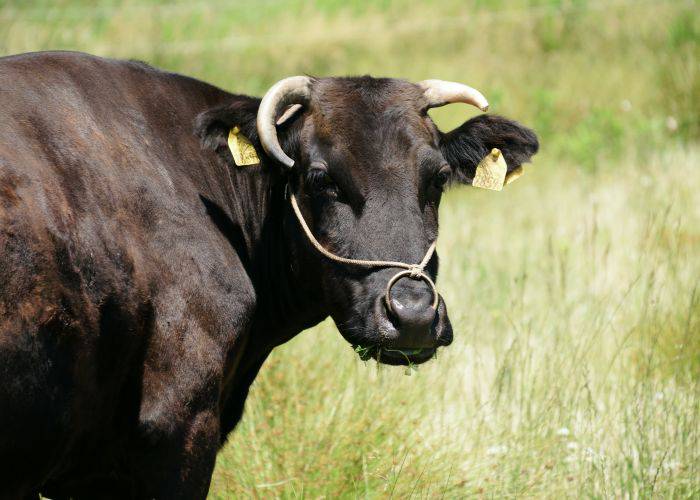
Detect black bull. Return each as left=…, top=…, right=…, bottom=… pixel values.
left=0, top=52, right=537, bottom=498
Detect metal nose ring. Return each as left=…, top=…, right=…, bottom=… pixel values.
left=384, top=268, right=439, bottom=317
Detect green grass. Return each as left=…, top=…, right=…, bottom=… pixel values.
left=209, top=147, right=700, bottom=498
left=2, top=0, right=699, bottom=497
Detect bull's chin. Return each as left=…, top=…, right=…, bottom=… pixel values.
left=353, top=344, right=437, bottom=366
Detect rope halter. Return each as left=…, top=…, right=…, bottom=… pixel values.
left=288, top=189, right=439, bottom=313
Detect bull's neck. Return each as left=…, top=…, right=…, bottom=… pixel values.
left=219, top=163, right=328, bottom=349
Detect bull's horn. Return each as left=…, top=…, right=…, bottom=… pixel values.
left=418, top=79, right=489, bottom=112
left=256, top=76, right=312, bottom=168
left=276, top=104, right=304, bottom=126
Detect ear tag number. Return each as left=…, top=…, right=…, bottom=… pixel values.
left=472, top=148, right=507, bottom=191
left=228, top=126, right=260, bottom=166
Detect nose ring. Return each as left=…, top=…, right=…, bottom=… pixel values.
left=384, top=269, right=439, bottom=317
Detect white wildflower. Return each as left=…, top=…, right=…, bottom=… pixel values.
left=556, top=427, right=570, bottom=437
left=567, top=441, right=579, bottom=451
left=666, top=116, right=678, bottom=132
left=662, top=460, right=681, bottom=472
left=486, top=444, right=508, bottom=456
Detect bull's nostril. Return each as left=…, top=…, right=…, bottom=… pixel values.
left=387, top=296, right=436, bottom=333
left=380, top=274, right=438, bottom=348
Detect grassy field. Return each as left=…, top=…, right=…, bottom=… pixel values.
left=2, top=0, right=699, bottom=497
left=210, top=146, right=700, bottom=498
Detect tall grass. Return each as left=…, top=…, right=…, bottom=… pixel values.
left=2, top=0, right=698, bottom=497
left=210, top=147, right=700, bottom=498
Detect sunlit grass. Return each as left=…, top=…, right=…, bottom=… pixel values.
left=210, top=146, right=700, bottom=498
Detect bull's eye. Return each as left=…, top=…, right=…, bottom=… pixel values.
left=306, top=165, right=338, bottom=198
left=433, top=165, right=452, bottom=189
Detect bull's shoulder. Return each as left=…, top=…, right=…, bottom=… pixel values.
left=0, top=51, right=256, bottom=337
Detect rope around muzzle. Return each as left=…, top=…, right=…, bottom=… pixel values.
left=288, top=190, right=439, bottom=312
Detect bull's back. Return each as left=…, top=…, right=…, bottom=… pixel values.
left=0, top=51, right=232, bottom=340
left=0, top=51, right=233, bottom=496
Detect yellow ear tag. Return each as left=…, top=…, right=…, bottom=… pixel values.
left=472, top=148, right=507, bottom=191
left=227, top=126, right=260, bottom=166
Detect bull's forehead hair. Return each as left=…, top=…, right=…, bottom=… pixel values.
left=310, top=76, right=425, bottom=120
left=307, top=76, right=430, bottom=146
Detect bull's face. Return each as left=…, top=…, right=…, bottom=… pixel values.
left=198, top=76, right=538, bottom=366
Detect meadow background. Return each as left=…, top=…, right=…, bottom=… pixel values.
left=2, top=0, right=699, bottom=497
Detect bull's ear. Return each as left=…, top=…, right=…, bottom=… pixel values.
left=439, top=114, right=539, bottom=185
left=195, top=96, right=261, bottom=155
left=195, top=97, right=304, bottom=168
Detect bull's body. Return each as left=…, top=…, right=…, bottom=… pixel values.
left=0, top=50, right=538, bottom=499
left=0, top=52, right=318, bottom=498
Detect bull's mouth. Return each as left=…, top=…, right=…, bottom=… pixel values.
left=354, top=345, right=437, bottom=366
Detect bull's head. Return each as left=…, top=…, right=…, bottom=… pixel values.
left=199, top=76, right=538, bottom=366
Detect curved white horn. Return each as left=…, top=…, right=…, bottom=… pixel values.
left=256, top=76, right=312, bottom=168
left=418, top=79, right=489, bottom=112
left=276, top=104, right=304, bottom=126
